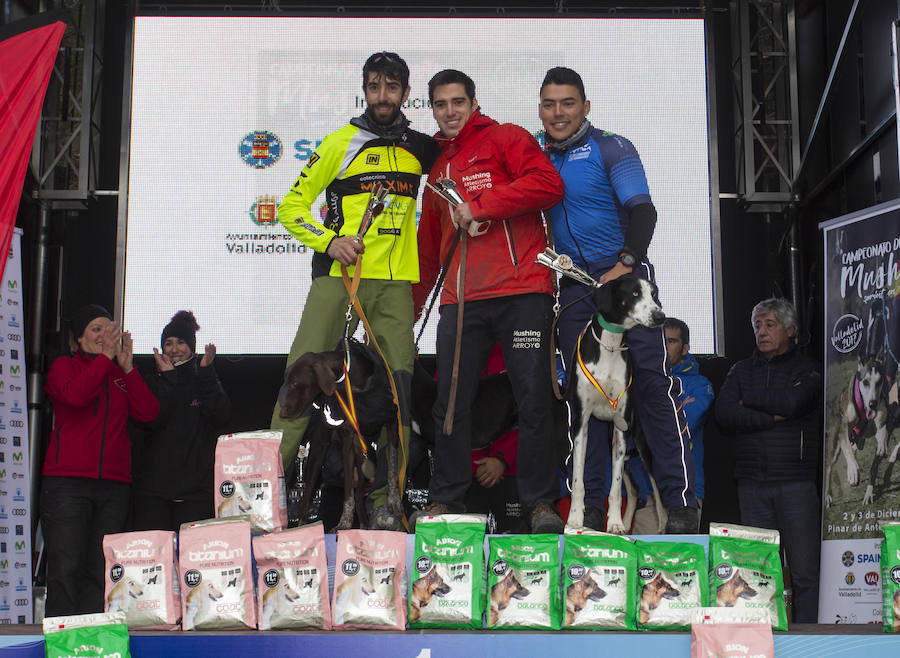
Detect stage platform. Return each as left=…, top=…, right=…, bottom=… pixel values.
left=2, top=624, right=900, bottom=657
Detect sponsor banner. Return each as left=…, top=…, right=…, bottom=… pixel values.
left=0, top=230, right=32, bottom=623
left=818, top=538, right=882, bottom=624
left=819, top=200, right=900, bottom=622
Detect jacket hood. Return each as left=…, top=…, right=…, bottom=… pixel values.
left=434, top=109, right=498, bottom=146
left=350, top=109, right=411, bottom=140
left=672, top=352, right=702, bottom=377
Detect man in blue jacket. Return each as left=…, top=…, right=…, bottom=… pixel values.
left=715, top=298, right=822, bottom=623
left=632, top=317, right=713, bottom=533
left=539, top=66, right=699, bottom=533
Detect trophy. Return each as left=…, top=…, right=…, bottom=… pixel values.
left=535, top=247, right=599, bottom=287
left=355, top=182, right=391, bottom=242
left=425, top=178, right=490, bottom=237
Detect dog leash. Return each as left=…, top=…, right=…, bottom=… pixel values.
left=549, top=289, right=595, bottom=401
left=340, top=258, right=409, bottom=501
left=575, top=327, right=632, bottom=411
left=415, top=227, right=463, bottom=348
left=443, top=231, right=468, bottom=435
left=332, top=363, right=368, bottom=458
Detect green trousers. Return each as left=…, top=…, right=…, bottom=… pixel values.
left=271, top=275, right=414, bottom=508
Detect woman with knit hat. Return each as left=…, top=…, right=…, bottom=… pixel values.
left=40, top=304, right=160, bottom=616
left=131, top=310, right=231, bottom=532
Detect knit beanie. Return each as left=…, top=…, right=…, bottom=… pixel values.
left=70, top=304, right=112, bottom=342
left=161, top=310, right=199, bottom=353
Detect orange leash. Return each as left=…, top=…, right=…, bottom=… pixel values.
left=340, top=258, right=408, bottom=499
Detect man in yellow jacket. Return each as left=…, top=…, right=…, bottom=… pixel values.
left=272, top=52, right=439, bottom=529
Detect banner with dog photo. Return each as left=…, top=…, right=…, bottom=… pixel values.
left=819, top=199, right=900, bottom=623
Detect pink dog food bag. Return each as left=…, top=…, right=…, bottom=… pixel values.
left=253, top=522, right=333, bottom=630
left=178, top=518, right=257, bottom=630
left=691, top=622, right=775, bottom=658
left=214, top=429, right=287, bottom=534
left=332, top=529, right=407, bottom=630
left=102, top=530, right=180, bottom=630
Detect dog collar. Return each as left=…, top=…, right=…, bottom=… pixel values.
left=596, top=313, right=626, bottom=334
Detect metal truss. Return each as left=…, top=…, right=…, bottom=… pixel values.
left=730, top=0, right=800, bottom=212
left=32, top=0, right=105, bottom=208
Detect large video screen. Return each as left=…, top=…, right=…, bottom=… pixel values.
left=124, top=16, right=713, bottom=355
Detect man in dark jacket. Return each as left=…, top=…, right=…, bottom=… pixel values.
left=715, top=298, right=822, bottom=623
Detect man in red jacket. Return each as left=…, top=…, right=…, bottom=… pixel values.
left=412, top=70, right=565, bottom=533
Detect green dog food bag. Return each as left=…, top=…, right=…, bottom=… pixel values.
left=410, top=514, right=487, bottom=629
left=561, top=530, right=638, bottom=630
left=44, top=611, right=131, bottom=658
left=708, top=523, right=787, bottom=631
left=880, top=521, right=900, bottom=633
left=635, top=539, right=708, bottom=630
left=487, top=534, right=561, bottom=630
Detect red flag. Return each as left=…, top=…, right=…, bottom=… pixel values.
left=0, top=16, right=66, bottom=277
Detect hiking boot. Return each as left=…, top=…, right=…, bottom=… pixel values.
left=582, top=504, right=606, bottom=532
left=369, top=504, right=406, bottom=532
left=409, top=502, right=451, bottom=531
left=664, top=506, right=700, bottom=534
left=530, top=502, right=564, bottom=534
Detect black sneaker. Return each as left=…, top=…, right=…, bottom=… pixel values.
left=409, top=502, right=451, bottom=531
left=664, top=506, right=700, bottom=534
left=582, top=504, right=606, bottom=532
left=530, top=502, right=564, bottom=534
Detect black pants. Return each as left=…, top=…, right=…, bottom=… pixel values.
left=429, top=293, right=557, bottom=511
left=132, top=491, right=213, bottom=533
left=464, top=477, right=522, bottom=533
left=40, top=476, right=131, bottom=616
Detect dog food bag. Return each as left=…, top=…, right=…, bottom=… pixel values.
left=708, top=523, right=787, bottom=631
left=102, top=530, right=181, bottom=630
left=487, top=534, right=560, bottom=630
left=253, top=521, right=332, bottom=630
left=214, top=429, right=287, bottom=534
left=634, top=539, right=708, bottom=631
left=880, top=521, right=900, bottom=633
left=691, top=622, right=775, bottom=658
left=332, top=529, right=407, bottom=630
left=561, top=531, right=638, bottom=630
left=691, top=606, right=771, bottom=624
left=178, top=517, right=257, bottom=630
left=44, top=612, right=130, bottom=658
left=409, top=513, right=487, bottom=629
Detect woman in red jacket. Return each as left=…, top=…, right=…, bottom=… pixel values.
left=40, top=305, right=159, bottom=616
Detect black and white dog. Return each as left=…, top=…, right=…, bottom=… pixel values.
left=566, top=274, right=668, bottom=534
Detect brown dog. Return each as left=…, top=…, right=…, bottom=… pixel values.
left=565, top=571, right=606, bottom=625
left=639, top=572, right=680, bottom=624
left=279, top=340, right=402, bottom=530
left=716, top=570, right=757, bottom=607
left=409, top=567, right=452, bottom=622
left=489, top=571, right=530, bottom=626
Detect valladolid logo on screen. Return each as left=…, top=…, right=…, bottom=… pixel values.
left=239, top=131, right=282, bottom=169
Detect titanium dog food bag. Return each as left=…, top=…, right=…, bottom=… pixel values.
left=332, top=529, right=407, bottom=630
left=253, top=521, right=332, bottom=630
left=708, top=523, right=787, bottom=631
left=487, top=534, right=560, bottom=630
left=561, top=530, right=638, bottom=630
left=409, top=513, right=487, bottom=629
left=214, top=429, right=287, bottom=534
left=880, top=521, right=900, bottom=633
left=635, top=539, right=708, bottom=630
left=178, top=517, right=257, bottom=630
left=102, top=530, right=181, bottom=630
left=44, top=612, right=130, bottom=658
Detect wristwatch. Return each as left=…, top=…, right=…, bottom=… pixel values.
left=617, top=248, right=637, bottom=268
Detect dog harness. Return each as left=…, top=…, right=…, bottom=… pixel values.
left=576, top=325, right=632, bottom=411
